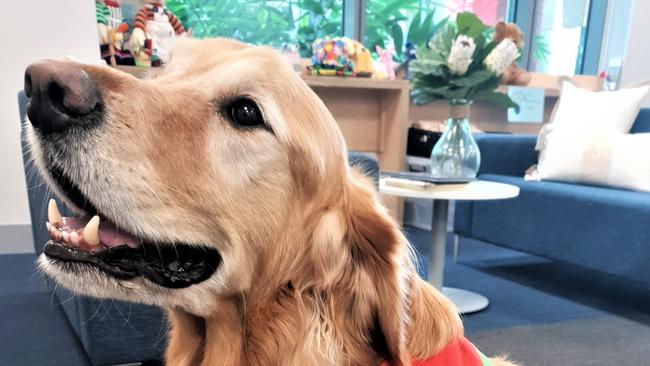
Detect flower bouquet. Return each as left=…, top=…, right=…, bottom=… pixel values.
left=410, top=12, right=521, bottom=108
left=409, top=12, right=521, bottom=179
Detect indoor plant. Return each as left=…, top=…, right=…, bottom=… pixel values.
left=410, top=12, right=520, bottom=179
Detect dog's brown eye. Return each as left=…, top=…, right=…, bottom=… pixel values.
left=228, top=98, right=265, bottom=128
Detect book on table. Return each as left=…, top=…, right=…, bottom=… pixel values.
left=381, top=172, right=474, bottom=190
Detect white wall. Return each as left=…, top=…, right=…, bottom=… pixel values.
left=0, top=1, right=99, bottom=253
left=619, top=0, right=650, bottom=107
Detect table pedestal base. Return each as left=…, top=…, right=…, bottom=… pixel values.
left=443, top=287, right=489, bottom=314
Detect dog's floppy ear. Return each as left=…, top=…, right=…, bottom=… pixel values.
left=344, top=172, right=410, bottom=366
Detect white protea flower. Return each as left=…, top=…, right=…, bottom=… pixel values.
left=484, top=39, right=520, bottom=76
left=447, top=35, right=476, bottom=75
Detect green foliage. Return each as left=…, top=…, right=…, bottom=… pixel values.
left=365, top=0, right=448, bottom=62
left=455, top=12, right=487, bottom=38
left=166, top=0, right=343, bottom=57
left=533, top=34, right=550, bottom=64
left=410, top=12, right=519, bottom=111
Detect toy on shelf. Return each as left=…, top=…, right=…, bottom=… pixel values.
left=492, top=21, right=531, bottom=86
left=129, top=1, right=186, bottom=67
left=96, top=0, right=132, bottom=66
left=344, top=39, right=373, bottom=77
left=373, top=45, right=396, bottom=80
left=310, top=37, right=372, bottom=77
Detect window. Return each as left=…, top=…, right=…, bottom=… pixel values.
left=363, top=0, right=507, bottom=61
left=511, top=0, right=607, bottom=75
left=165, top=0, right=605, bottom=74
left=166, top=0, right=343, bottom=56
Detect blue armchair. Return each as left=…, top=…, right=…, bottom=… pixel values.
left=454, top=109, right=650, bottom=285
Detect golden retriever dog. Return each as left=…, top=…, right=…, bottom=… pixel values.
left=25, top=38, right=517, bottom=366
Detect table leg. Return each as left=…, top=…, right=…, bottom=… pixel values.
left=428, top=200, right=449, bottom=290
left=427, top=199, right=489, bottom=314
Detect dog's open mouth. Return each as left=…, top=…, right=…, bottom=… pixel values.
left=42, top=167, right=221, bottom=289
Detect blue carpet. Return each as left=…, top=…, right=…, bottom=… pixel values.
left=3, top=228, right=650, bottom=365
left=404, top=227, right=650, bottom=333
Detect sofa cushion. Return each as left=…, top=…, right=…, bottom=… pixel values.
left=551, top=81, right=649, bottom=133
left=535, top=129, right=650, bottom=192
left=466, top=174, right=650, bottom=283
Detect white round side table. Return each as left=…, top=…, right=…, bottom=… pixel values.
left=380, top=179, right=520, bottom=314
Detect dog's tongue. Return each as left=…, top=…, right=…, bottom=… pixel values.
left=46, top=200, right=139, bottom=251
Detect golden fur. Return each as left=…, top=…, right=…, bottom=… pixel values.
left=30, top=38, right=519, bottom=366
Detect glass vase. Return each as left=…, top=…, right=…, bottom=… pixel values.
left=429, top=99, right=481, bottom=179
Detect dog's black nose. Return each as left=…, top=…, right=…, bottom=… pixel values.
left=25, top=60, right=100, bottom=133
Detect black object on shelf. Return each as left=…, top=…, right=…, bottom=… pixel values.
left=407, top=127, right=442, bottom=158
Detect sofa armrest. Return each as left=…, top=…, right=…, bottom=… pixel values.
left=475, top=133, right=538, bottom=176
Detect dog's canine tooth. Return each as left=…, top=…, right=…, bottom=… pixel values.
left=62, top=231, right=70, bottom=243
left=84, top=216, right=101, bottom=246
left=48, top=199, right=62, bottom=225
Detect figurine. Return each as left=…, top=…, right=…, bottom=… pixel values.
left=96, top=0, right=132, bottom=66
left=374, top=45, right=396, bottom=80
left=343, top=39, right=372, bottom=77
left=129, top=1, right=186, bottom=66
left=404, top=41, right=417, bottom=79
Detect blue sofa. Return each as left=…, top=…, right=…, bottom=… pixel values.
left=454, top=108, right=650, bottom=285
left=19, top=89, right=380, bottom=366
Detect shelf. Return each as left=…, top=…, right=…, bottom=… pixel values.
left=114, top=66, right=602, bottom=98
left=302, top=75, right=409, bottom=90
left=114, top=65, right=410, bottom=90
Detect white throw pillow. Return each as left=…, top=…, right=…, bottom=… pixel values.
left=551, top=81, right=649, bottom=132
left=535, top=128, right=650, bottom=192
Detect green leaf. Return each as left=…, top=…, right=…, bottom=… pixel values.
left=475, top=90, right=520, bottom=111
left=533, top=34, right=550, bottom=63
left=381, top=0, right=417, bottom=17
left=456, top=12, right=487, bottom=38
left=410, top=59, right=446, bottom=75
left=391, top=23, right=404, bottom=56
left=428, top=23, right=455, bottom=56
left=256, top=9, right=269, bottom=25
left=302, top=0, right=324, bottom=15
left=449, top=70, right=493, bottom=87
left=407, top=10, right=422, bottom=43
left=416, top=10, right=436, bottom=44
left=415, top=45, right=446, bottom=65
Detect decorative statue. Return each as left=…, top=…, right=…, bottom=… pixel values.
left=374, top=45, right=396, bottom=80
left=492, top=21, right=531, bottom=86
left=129, top=1, right=186, bottom=67
left=96, top=0, right=132, bottom=66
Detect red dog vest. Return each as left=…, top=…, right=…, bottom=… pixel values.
left=381, top=337, right=492, bottom=366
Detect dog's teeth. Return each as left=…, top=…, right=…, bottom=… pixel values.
left=70, top=232, right=80, bottom=246
left=62, top=231, right=70, bottom=243
left=84, top=216, right=101, bottom=246
left=48, top=199, right=62, bottom=225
